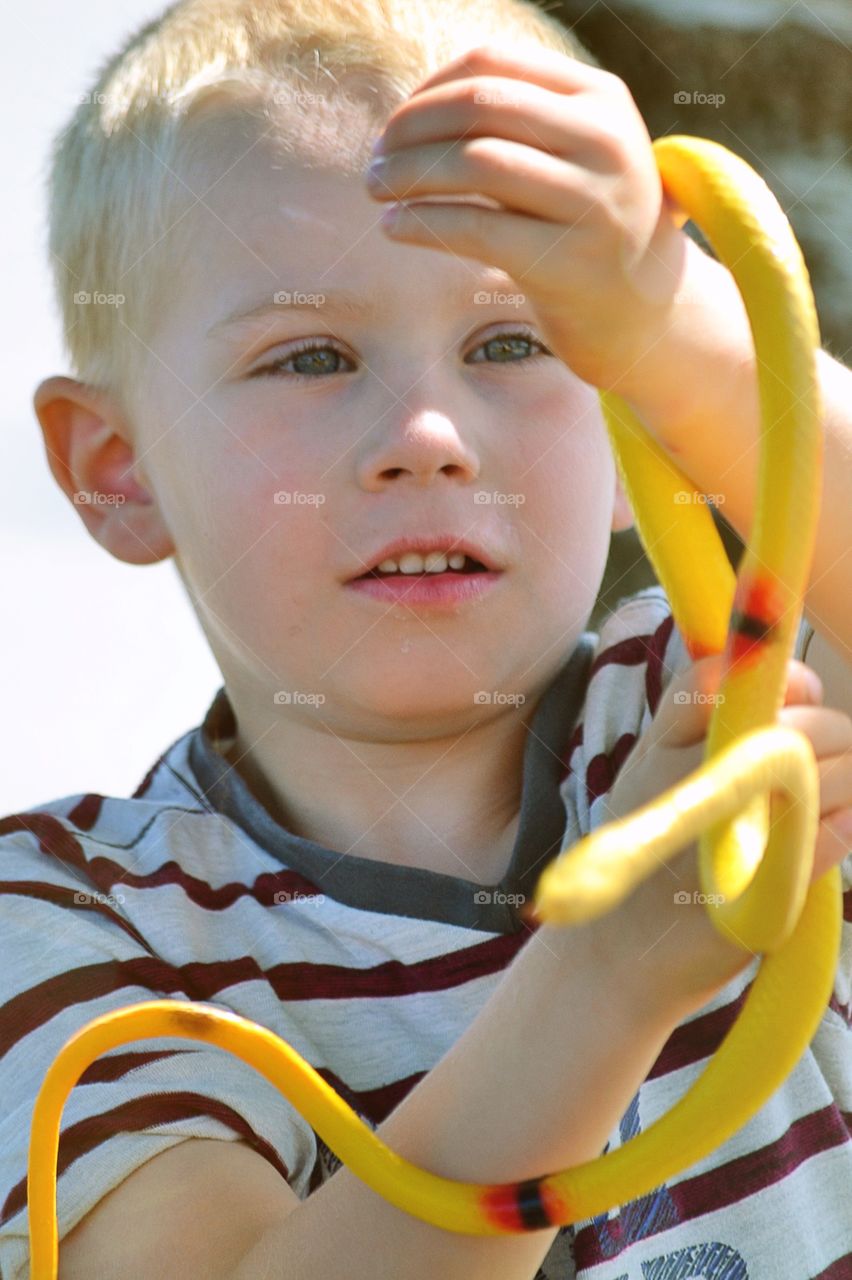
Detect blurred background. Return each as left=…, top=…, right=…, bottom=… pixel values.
left=3, top=0, right=850, bottom=812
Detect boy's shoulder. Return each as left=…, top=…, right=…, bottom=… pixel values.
left=0, top=717, right=222, bottom=882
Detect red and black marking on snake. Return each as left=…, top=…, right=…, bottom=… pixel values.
left=480, top=1177, right=564, bottom=1232
left=726, top=574, right=785, bottom=671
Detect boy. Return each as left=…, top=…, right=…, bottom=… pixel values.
left=2, top=0, right=851, bottom=1276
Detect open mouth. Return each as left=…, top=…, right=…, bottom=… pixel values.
left=356, top=556, right=489, bottom=580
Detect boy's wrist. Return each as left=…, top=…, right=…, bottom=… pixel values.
left=534, top=901, right=695, bottom=1035
left=535, top=827, right=752, bottom=1031
left=605, top=226, right=755, bottom=448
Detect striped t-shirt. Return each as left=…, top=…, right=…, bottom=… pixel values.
left=0, top=586, right=849, bottom=1280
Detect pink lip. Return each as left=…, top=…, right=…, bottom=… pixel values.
left=344, top=569, right=504, bottom=608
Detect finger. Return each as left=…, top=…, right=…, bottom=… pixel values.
left=372, top=79, right=628, bottom=168
left=811, top=817, right=852, bottom=881
left=401, top=41, right=607, bottom=103
left=776, top=705, right=852, bottom=760
left=816, top=746, right=852, bottom=816
left=368, top=136, right=599, bottom=223
left=643, top=653, right=728, bottom=749
left=377, top=199, right=587, bottom=285
left=782, top=658, right=823, bottom=706
left=642, top=654, right=825, bottom=754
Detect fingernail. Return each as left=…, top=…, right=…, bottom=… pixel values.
left=370, top=135, right=386, bottom=156
left=366, top=155, right=387, bottom=188
left=380, top=203, right=404, bottom=229
left=805, top=668, right=823, bottom=703
left=789, top=660, right=823, bottom=703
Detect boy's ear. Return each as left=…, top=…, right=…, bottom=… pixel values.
left=32, top=376, right=175, bottom=565
left=611, top=473, right=634, bottom=533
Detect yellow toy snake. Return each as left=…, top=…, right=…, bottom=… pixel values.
left=26, top=136, right=842, bottom=1275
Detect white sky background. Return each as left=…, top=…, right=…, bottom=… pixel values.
left=1, top=1, right=222, bottom=813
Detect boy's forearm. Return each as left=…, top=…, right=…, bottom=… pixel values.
left=230, top=916, right=683, bottom=1280
left=611, top=230, right=852, bottom=658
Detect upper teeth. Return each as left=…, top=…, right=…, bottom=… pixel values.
left=376, top=551, right=468, bottom=575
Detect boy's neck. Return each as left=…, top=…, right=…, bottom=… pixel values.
left=218, top=701, right=531, bottom=885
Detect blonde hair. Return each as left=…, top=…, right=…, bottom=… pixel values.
left=44, top=0, right=599, bottom=412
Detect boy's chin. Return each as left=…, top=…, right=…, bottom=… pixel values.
left=343, top=669, right=526, bottom=729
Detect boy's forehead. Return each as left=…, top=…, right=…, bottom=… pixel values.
left=188, top=112, right=504, bottom=258
left=189, top=142, right=369, bottom=258
left=190, top=98, right=380, bottom=194
left=180, top=145, right=518, bottom=335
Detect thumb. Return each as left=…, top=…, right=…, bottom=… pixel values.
left=646, top=653, right=728, bottom=749
left=649, top=654, right=824, bottom=750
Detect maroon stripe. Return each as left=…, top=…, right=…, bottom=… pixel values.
left=812, top=1252, right=852, bottom=1279
left=316, top=1064, right=429, bottom=1127
left=259, top=930, right=532, bottom=1001
left=66, top=794, right=104, bottom=831
left=646, top=976, right=850, bottom=1080
left=585, top=733, right=637, bottom=806
left=589, top=634, right=653, bottom=678
left=74, top=1049, right=433, bottom=1149
left=78, top=1048, right=194, bottom=1085
left=86, top=1039, right=547, bottom=1142
left=574, top=1103, right=852, bottom=1267
left=0, top=880, right=152, bottom=953
left=0, top=933, right=529, bottom=1061
left=6, top=808, right=563, bottom=935
left=0, top=810, right=332, bottom=914
left=0, top=958, right=195, bottom=1061
left=671, top=1104, right=851, bottom=1218
left=645, top=612, right=675, bottom=717
left=843, top=887, right=852, bottom=924
left=0, top=813, right=89, bottom=874
left=0, top=1092, right=290, bottom=1227
left=645, top=983, right=750, bottom=1080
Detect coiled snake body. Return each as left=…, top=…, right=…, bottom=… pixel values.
left=26, top=137, right=842, bottom=1275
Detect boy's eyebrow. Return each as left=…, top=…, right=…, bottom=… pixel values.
left=206, top=279, right=520, bottom=339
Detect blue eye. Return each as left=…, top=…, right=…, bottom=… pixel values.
left=248, top=329, right=553, bottom=380
left=249, top=340, right=355, bottom=379
left=465, top=330, right=552, bottom=366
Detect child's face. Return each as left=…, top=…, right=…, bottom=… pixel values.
left=126, top=138, right=631, bottom=723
